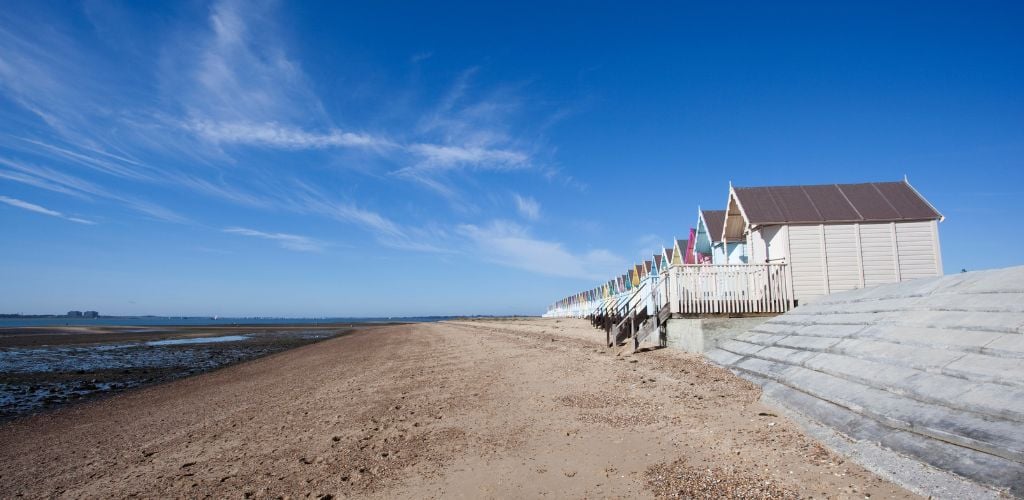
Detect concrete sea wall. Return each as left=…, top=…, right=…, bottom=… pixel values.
left=663, top=317, right=771, bottom=352
left=704, top=266, right=1024, bottom=495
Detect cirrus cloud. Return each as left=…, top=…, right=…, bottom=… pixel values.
left=223, top=226, right=324, bottom=252
left=457, top=220, right=623, bottom=280
left=0, top=195, right=95, bottom=224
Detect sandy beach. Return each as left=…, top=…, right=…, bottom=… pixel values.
left=0, top=318, right=915, bottom=498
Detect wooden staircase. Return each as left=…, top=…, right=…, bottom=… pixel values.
left=633, top=303, right=671, bottom=352
left=597, top=279, right=673, bottom=351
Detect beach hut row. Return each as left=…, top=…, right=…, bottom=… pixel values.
left=544, top=179, right=945, bottom=346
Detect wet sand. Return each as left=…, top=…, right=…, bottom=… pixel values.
left=0, top=324, right=361, bottom=420
left=0, top=323, right=367, bottom=348
left=0, top=319, right=916, bottom=498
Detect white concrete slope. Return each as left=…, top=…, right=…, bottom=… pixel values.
left=705, top=266, right=1024, bottom=495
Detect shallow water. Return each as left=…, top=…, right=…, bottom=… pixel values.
left=145, top=335, right=249, bottom=346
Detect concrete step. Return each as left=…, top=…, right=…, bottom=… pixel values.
left=718, top=342, right=1024, bottom=423
left=703, top=266, right=1024, bottom=495
left=736, top=328, right=1024, bottom=387
left=729, top=356, right=1024, bottom=463
left=757, top=377, right=1024, bottom=495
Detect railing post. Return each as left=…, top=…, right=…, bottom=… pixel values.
left=784, top=263, right=795, bottom=310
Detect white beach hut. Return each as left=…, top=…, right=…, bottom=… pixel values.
left=722, top=179, right=944, bottom=304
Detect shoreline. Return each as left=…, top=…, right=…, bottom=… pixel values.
left=0, top=324, right=367, bottom=421
left=0, top=319, right=917, bottom=498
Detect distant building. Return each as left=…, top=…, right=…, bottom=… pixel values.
left=82, top=311, right=99, bottom=318
left=67, top=310, right=83, bottom=318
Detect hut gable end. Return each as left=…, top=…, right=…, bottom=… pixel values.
left=702, top=210, right=727, bottom=243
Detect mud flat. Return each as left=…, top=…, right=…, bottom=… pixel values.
left=0, top=319, right=914, bottom=498
left=0, top=324, right=360, bottom=421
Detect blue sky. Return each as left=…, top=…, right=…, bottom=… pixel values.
left=1, top=1, right=1021, bottom=317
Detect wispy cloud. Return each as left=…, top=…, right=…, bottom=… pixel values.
left=285, top=181, right=403, bottom=237
left=223, top=227, right=324, bottom=252
left=392, top=142, right=530, bottom=208
left=0, top=156, right=189, bottom=224
left=512, top=193, right=540, bottom=220
left=0, top=156, right=113, bottom=200
left=14, top=137, right=158, bottom=181
left=387, top=68, right=542, bottom=202
left=122, top=199, right=191, bottom=224
left=0, top=0, right=571, bottom=261
left=176, top=0, right=326, bottom=125
left=164, top=0, right=539, bottom=210
left=0, top=195, right=95, bottom=224
left=406, top=144, right=528, bottom=171
left=457, top=220, right=624, bottom=280
left=283, top=182, right=450, bottom=253
left=185, top=120, right=393, bottom=150
left=177, top=0, right=547, bottom=212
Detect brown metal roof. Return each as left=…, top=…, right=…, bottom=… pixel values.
left=733, top=181, right=941, bottom=225
left=653, top=254, right=663, bottom=268
left=701, top=210, right=726, bottom=243
left=664, top=247, right=674, bottom=262
left=644, top=260, right=652, bottom=274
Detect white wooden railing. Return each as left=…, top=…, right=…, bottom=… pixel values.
left=658, top=263, right=793, bottom=315
left=544, top=263, right=792, bottom=318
